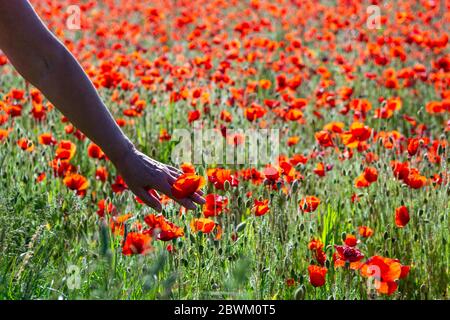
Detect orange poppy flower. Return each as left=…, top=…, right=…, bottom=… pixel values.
left=405, top=172, right=427, bottom=189
left=87, top=143, right=105, bottom=159
left=359, top=226, right=374, bottom=238
left=187, top=109, right=201, bottom=123
left=190, top=218, right=216, bottom=234
left=354, top=175, right=370, bottom=188
left=308, top=265, right=327, bottom=287
left=17, top=138, right=34, bottom=152
left=344, top=234, right=359, bottom=247
left=144, top=214, right=184, bottom=241
left=95, top=166, right=108, bottom=182
left=259, top=79, right=271, bottom=90
left=395, top=206, right=410, bottom=227
left=244, top=103, right=266, bottom=122
left=111, top=175, right=128, bottom=193
left=313, top=162, right=326, bottom=177
left=287, top=136, right=300, bottom=146
left=180, top=162, right=196, bottom=173
left=360, top=255, right=403, bottom=295
left=253, top=199, right=270, bottom=216
left=171, top=173, right=205, bottom=199
left=308, top=238, right=327, bottom=266
left=38, top=133, right=57, bottom=145
left=0, top=128, right=9, bottom=142
left=96, top=199, right=116, bottom=218
left=203, top=194, right=228, bottom=217
left=263, top=166, right=280, bottom=182
left=63, top=173, right=89, bottom=196
left=110, top=213, right=133, bottom=236
left=207, top=168, right=239, bottom=190
left=122, top=232, right=152, bottom=255
left=363, top=166, right=378, bottom=183
left=220, top=110, right=233, bottom=122
left=284, top=109, right=303, bottom=121
left=299, top=196, right=320, bottom=213
left=55, top=140, right=76, bottom=161
left=315, top=130, right=334, bottom=147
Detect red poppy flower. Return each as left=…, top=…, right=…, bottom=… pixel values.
left=406, top=172, right=427, bottom=189
left=87, top=143, right=105, bottom=159
left=253, top=199, right=270, bottom=216
left=122, top=232, right=152, bottom=255
left=180, top=162, right=196, bottom=173
left=0, top=129, right=9, bottom=142
left=315, top=130, right=334, bottom=147
left=203, top=194, right=228, bottom=217
left=38, top=133, right=57, bottom=145
left=344, top=234, right=359, bottom=247
left=96, top=199, right=116, bottom=218
left=395, top=206, right=410, bottom=227
left=144, top=214, right=184, bottom=241
left=263, top=166, right=280, bottom=182
left=354, top=175, right=370, bottom=188
left=363, top=167, right=378, bottom=183
left=244, top=103, right=266, bottom=122
left=313, top=162, right=326, bottom=177
left=110, top=214, right=132, bottom=236
left=360, top=255, right=403, bottom=295
left=299, top=196, right=320, bottom=213
left=171, top=173, right=205, bottom=199
left=190, top=218, right=216, bottom=234
left=308, top=265, right=327, bottom=287
left=359, top=226, right=374, bottom=238
left=95, top=166, right=108, bottom=182
left=111, top=175, right=128, bottom=193
left=63, top=173, right=89, bottom=196
left=17, top=138, right=34, bottom=152
left=207, top=168, right=239, bottom=190
left=334, top=245, right=364, bottom=263
left=188, top=109, right=201, bottom=123
left=55, top=140, right=76, bottom=160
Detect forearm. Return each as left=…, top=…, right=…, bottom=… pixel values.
left=0, top=0, right=134, bottom=165
left=30, top=44, right=134, bottom=164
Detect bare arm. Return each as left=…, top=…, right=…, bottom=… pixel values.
left=0, top=0, right=204, bottom=211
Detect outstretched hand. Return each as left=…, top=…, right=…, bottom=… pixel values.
left=113, top=147, right=205, bottom=212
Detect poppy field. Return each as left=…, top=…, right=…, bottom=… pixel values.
left=0, top=0, right=449, bottom=300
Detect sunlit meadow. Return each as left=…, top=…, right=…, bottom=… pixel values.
left=0, top=0, right=448, bottom=300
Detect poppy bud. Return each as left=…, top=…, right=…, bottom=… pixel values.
left=294, top=285, right=305, bottom=300
left=292, top=180, right=299, bottom=193
left=236, top=222, right=246, bottom=233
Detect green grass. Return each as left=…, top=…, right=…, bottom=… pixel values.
left=0, top=0, right=449, bottom=300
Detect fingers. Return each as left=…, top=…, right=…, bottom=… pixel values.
left=160, top=181, right=200, bottom=211
left=190, top=192, right=206, bottom=205
left=166, top=173, right=205, bottom=205
left=167, top=165, right=183, bottom=176
left=134, top=187, right=162, bottom=212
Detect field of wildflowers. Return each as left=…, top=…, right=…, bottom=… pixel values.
left=0, top=0, right=448, bottom=300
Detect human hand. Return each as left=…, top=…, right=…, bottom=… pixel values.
left=112, top=146, right=205, bottom=212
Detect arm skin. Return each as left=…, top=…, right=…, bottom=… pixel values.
left=0, top=0, right=204, bottom=211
